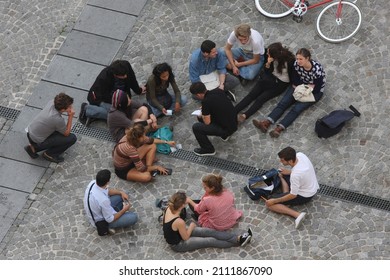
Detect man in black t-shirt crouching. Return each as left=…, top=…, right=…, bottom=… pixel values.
left=190, top=82, right=238, bottom=156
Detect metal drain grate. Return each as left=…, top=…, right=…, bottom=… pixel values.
left=71, top=122, right=114, bottom=142
left=170, top=149, right=390, bottom=212
left=59, top=122, right=390, bottom=213
left=170, top=149, right=267, bottom=177
left=0, top=106, right=20, bottom=120
left=318, top=184, right=390, bottom=212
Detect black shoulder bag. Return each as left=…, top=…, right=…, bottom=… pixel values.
left=87, top=183, right=109, bottom=236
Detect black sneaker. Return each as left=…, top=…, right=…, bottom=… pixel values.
left=247, top=227, right=253, bottom=237
left=43, top=152, right=64, bottom=163
left=220, top=135, right=231, bottom=142
left=225, top=90, right=236, bottom=102
left=24, top=145, right=39, bottom=159
left=193, top=148, right=216, bottom=156
left=239, top=232, right=252, bottom=246
left=79, top=102, right=88, bottom=124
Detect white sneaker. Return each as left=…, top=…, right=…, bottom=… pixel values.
left=295, top=212, right=306, bottom=229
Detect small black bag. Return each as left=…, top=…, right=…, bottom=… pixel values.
left=315, top=105, right=360, bottom=138
left=95, top=220, right=109, bottom=236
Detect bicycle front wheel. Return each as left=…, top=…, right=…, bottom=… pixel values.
left=316, top=1, right=362, bottom=43
left=255, top=0, right=294, bottom=18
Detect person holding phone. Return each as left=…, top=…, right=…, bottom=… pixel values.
left=112, top=124, right=175, bottom=182
left=83, top=169, right=138, bottom=235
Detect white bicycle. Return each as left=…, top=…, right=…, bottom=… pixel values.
left=254, top=0, right=362, bottom=43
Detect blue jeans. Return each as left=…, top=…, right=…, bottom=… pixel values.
left=108, top=195, right=138, bottom=229
left=170, top=227, right=240, bottom=252
left=148, top=94, right=187, bottom=117
left=192, top=122, right=232, bottom=151
left=86, top=102, right=111, bottom=120
left=231, top=48, right=265, bottom=80
left=28, top=131, right=77, bottom=157
left=268, top=86, right=322, bottom=129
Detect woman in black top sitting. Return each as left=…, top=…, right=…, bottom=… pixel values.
left=163, top=191, right=252, bottom=252
left=235, top=42, right=295, bottom=123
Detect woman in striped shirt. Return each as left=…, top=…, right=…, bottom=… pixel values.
left=113, top=124, right=174, bottom=182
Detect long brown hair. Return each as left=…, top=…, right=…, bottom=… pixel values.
left=267, top=42, right=295, bottom=74
left=126, top=124, right=145, bottom=147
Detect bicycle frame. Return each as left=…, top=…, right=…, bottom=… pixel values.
left=255, top=0, right=362, bottom=43
left=286, top=0, right=334, bottom=17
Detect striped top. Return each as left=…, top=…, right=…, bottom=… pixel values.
left=113, top=135, right=154, bottom=171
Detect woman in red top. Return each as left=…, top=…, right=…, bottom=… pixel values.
left=112, top=124, right=174, bottom=182
left=187, top=174, right=242, bottom=231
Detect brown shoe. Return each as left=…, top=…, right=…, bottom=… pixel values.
left=252, top=119, right=271, bottom=133
left=269, top=125, right=284, bottom=138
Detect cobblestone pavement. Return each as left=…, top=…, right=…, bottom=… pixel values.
left=0, top=0, right=389, bottom=259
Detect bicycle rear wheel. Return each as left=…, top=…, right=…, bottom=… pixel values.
left=254, top=0, right=294, bottom=18
left=316, top=1, right=362, bottom=43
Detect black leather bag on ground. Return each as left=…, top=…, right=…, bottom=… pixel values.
left=95, top=220, right=109, bottom=236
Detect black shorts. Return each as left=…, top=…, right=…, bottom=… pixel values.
left=272, top=192, right=315, bottom=206
left=114, top=163, right=135, bottom=180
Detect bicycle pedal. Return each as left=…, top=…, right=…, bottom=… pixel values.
left=293, top=15, right=303, bottom=23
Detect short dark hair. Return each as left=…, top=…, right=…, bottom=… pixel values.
left=110, top=60, right=128, bottom=76
left=189, top=82, right=207, bottom=95
left=200, top=40, right=216, bottom=54
left=278, top=147, right=297, bottom=162
left=96, top=169, right=111, bottom=187
left=54, top=93, right=73, bottom=111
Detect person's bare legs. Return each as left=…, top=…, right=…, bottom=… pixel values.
left=125, top=144, right=156, bottom=183
left=267, top=175, right=300, bottom=219
left=267, top=204, right=300, bottom=219
left=132, top=106, right=149, bottom=121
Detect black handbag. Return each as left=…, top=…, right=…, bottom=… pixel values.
left=87, top=183, right=109, bottom=236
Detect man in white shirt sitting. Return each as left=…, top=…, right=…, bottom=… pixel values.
left=264, top=147, right=319, bottom=229
left=224, top=23, right=265, bottom=85
left=83, top=169, right=138, bottom=235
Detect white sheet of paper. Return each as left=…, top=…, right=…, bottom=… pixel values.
left=200, top=71, right=219, bottom=90
left=191, top=109, right=202, bottom=116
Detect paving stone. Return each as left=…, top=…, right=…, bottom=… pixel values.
left=0, top=0, right=389, bottom=261
left=27, top=80, right=88, bottom=117
left=43, top=56, right=104, bottom=91
left=58, top=30, right=122, bottom=65
left=88, top=0, right=148, bottom=16
left=74, top=5, right=137, bottom=40
left=0, top=157, right=46, bottom=192
left=0, top=131, right=50, bottom=168
left=0, top=188, right=29, bottom=243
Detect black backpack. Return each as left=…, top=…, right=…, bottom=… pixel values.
left=315, top=105, right=360, bottom=139
left=243, top=169, right=282, bottom=200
